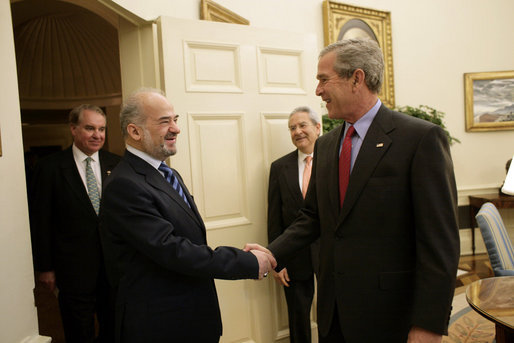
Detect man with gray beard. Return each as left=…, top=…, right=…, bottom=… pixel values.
left=99, top=88, right=276, bottom=343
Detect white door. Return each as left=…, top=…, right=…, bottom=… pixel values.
left=158, top=17, right=319, bottom=343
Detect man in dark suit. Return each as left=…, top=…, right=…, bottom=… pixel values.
left=99, top=88, right=276, bottom=343
left=268, top=106, right=320, bottom=343
left=30, top=104, right=121, bottom=342
left=248, top=38, right=460, bottom=342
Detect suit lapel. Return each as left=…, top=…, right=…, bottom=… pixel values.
left=319, top=125, right=346, bottom=214
left=337, top=106, right=394, bottom=225
left=99, top=151, right=117, bottom=182
left=125, top=151, right=203, bottom=228
left=284, top=151, right=303, bottom=204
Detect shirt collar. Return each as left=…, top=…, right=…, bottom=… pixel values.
left=350, top=98, right=381, bottom=138
left=298, top=150, right=313, bottom=163
left=126, top=144, right=163, bottom=170
left=72, top=143, right=99, bottom=162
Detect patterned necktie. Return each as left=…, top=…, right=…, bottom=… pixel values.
left=158, top=162, right=191, bottom=208
left=85, top=157, right=100, bottom=215
left=302, top=155, right=312, bottom=199
left=339, top=125, right=356, bottom=207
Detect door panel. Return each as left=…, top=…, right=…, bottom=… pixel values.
left=158, top=16, right=319, bottom=342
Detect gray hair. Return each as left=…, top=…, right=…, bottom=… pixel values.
left=289, top=106, right=320, bottom=125
left=119, top=87, right=165, bottom=138
left=319, top=38, right=384, bottom=93
left=69, top=104, right=105, bottom=126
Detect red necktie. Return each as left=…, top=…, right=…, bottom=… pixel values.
left=339, top=126, right=355, bottom=207
left=302, top=155, right=312, bottom=199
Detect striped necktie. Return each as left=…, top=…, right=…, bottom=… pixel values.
left=85, top=156, right=100, bottom=215
left=158, top=162, right=191, bottom=208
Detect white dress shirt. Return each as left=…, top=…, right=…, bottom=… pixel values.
left=72, top=144, right=102, bottom=195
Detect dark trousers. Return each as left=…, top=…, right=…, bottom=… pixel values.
left=283, top=275, right=315, bottom=343
left=58, top=279, right=114, bottom=343
left=319, top=307, right=345, bottom=343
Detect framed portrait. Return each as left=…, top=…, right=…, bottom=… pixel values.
left=464, top=71, right=514, bottom=132
left=200, top=0, right=249, bottom=25
left=322, top=1, right=395, bottom=108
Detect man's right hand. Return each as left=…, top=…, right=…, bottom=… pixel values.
left=38, top=271, right=56, bottom=292
left=249, top=249, right=277, bottom=280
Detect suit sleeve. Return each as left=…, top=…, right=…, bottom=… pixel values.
left=268, top=146, right=321, bottom=262
left=267, top=162, right=284, bottom=244
left=100, top=175, right=259, bottom=281
left=29, top=160, right=55, bottom=272
left=410, top=125, right=460, bottom=334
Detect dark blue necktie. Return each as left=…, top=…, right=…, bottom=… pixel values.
left=158, top=162, right=190, bottom=208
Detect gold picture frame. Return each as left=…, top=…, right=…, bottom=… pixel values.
left=464, top=71, right=514, bottom=132
left=322, top=1, right=395, bottom=108
left=200, top=0, right=249, bottom=25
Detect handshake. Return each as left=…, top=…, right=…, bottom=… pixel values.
left=244, top=243, right=276, bottom=280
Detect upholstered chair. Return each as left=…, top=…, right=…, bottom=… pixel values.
left=475, top=202, right=514, bottom=276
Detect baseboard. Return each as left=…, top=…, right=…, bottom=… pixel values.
left=20, top=335, right=51, bottom=343
left=460, top=227, right=487, bottom=256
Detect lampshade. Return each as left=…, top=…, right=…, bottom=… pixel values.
left=501, top=155, right=514, bottom=195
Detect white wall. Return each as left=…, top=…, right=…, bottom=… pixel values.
left=0, top=1, right=41, bottom=342
left=113, top=0, right=514, bottom=197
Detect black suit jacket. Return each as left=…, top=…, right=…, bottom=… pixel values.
left=268, top=150, right=317, bottom=279
left=30, top=146, right=120, bottom=293
left=99, top=150, right=259, bottom=342
left=268, top=105, right=460, bottom=341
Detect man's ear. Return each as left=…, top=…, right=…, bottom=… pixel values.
left=352, top=69, right=365, bottom=87
left=127, top=123, right=142, bottom=141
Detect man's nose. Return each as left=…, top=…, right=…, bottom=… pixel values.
left=169, top=121, right=180, bottom=134
left=315, top=83, right=322, bottom=96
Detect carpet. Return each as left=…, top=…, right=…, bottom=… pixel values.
left=443, top=287, right=496, bottom=343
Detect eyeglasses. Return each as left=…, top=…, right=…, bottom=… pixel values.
left=289, top=122, right=314, bottom=132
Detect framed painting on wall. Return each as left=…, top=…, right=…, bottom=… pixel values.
left=200, top=0, right=249, bottom=25
left=464, top=71, right=514, bottom=132
left=322, top=1, right=395, bottom=108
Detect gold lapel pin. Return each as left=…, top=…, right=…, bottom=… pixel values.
left=107, top=170, right=112, bottom=176
left=376, top=143, right=384, bottom=148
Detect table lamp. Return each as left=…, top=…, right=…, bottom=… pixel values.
left=501, top=155, right=514, bottom=196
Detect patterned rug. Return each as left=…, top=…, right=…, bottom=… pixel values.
left=443, top=287, right=496, bottom=343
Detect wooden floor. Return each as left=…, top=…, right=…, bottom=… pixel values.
left=455, top=253, right=494, bottom=288
left=35, top=253, right=494, bottom=342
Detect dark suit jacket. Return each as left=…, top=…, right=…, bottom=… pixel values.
left=99, top=150, right=259, bottom=343
left=268, top=150, right=317, bottom=279
left=30, top=146, right=121, bottom=293
left=268, top=105, right=460, bottom=342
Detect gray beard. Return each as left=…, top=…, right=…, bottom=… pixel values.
left=142, top=128, right=175, bottom=160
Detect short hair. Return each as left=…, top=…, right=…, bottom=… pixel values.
left=289, top=106, right=320, bottom=125
left=119, top=87, right=165, bottom=138
left=319, top=38, right=384, bottom=93
left=69, top=104, right=105, bottom=126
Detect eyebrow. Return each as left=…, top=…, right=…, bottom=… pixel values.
left=157, top=115, right=177, bottom=121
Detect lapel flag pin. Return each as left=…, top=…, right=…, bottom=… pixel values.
left=376, top=143, right=384, bottom=148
